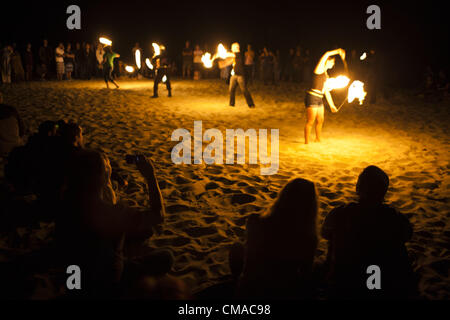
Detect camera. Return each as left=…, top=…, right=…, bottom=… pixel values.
left=125, top=154, right=143, bottom=164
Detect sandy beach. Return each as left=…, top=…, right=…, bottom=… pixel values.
left=0, top=79, right=448, bottom=299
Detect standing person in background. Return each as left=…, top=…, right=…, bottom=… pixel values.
left=11, top=44, right=25, bottom=82
left=193, top=44, right=203, bottom=80
left=273, top=49, right=282, bottom=84
left=95, top=44, right=105, bottom=78
left=65, top=43, right=75, bottom=81
left=365, top=49, right=378, bottom=104
left=102, top=46, right=120, bottom=89
left=283, top=48, right=295, bottom=82
left=293, top=46, right=303, bottom=83
left=81, top=43, right=94, bottom=80
left=38, top=39, right=53, bottom=81
left=244, top=44, right=255, bottom=85
left=260, top=47, right=274, bottom=85
left=55, top=42, right=65, bottom=81
left=1, top=45, right=13, bottom=84
left=24, top=43, right=34, bottom=81
left=302, top=48, right=312, bottom=85
left=182, top=41, right=193, bottom=79
left=74, top=42, right=82, bottom=79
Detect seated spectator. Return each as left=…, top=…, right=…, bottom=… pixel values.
left=236, top=178, right=319, bottom=299
left=321, top=165, right=417, bottom=299
left=56, top=149, right=170, bottom=298
left=0, top=103, right=25, bottom=158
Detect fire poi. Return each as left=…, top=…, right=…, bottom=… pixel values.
left=99, top=37, right=112, bottom=46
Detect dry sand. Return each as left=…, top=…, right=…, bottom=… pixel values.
left=0, top=79, right=448, bottom=299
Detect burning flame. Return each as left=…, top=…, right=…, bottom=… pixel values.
left=152, top=43, right=161, bottom=57
left=125, top=66, right=134, bottom=73
left=99, top=37, right=112, bottom=46
left=325, top=75, right=350, bottom=91
left=360, top=52, right=367, bottom=61
left=135, top=49, right=141, bottom=69
left=145, top=58, right=153, bottom=70
left=231, top=69, right=235, bottom=76
left=201, top=52, right=213, bottom=68
left=217, top=44, right=228, bottom=59
left=348, top=81, right=367, bottom=104
left=162, top=75, right=167, bottom=83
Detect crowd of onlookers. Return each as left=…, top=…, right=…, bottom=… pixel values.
left=0, top=89, right=420, bottom=299
left=1, top=39, right=449, bottom=102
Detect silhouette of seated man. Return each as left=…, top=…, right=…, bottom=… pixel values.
left=321, top=165, right=417, bottom=299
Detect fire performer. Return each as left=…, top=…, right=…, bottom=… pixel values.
left=222, top=42, right=255, bottom=108
left=102, top=46, right=120, bottom=89
left=304, top=48, right=346, bottom=144
left=151, top=45, right=172, bottom=98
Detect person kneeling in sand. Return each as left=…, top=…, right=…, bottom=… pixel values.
left=304, top=48, right=345, bottom=144
left=321, top=165, right=418, bottom=299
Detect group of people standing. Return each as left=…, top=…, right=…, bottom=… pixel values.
left=180, top=41, right=313, bottom=85
left=1, top=40, right=116, bottom=83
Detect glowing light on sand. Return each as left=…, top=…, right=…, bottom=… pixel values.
left=162, top=75, right=167, bottom=83
left=145, top=58, right=153, bottom=70
left=135, top=49, right=141, bottom=69
left=360, top=52, right=367, bottom=60
left=201, top=52, right=213, bottom=68
left=99, top=37, right=112, bottom=46
left=325, top=75, right=350, bottom=91
left=348, top=81, right=367, bottom=104
left=125, top=66, right=134, bottom=73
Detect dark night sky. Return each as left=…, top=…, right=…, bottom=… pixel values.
left=1, top=0, right=448, bottom=87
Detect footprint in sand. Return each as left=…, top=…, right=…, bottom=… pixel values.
left=153, top=236, right=191, bottom=247
left=231, top=193, right=257, bottom=205
left=166, top=204, right=194, bottom=214
left=205, top=182, right=220, bottom=190
left=184, top=226, right=218, bottom=238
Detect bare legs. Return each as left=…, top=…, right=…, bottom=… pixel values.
left=304, top=106, right=324, bottom=144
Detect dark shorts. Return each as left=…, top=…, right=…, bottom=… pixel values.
left=305, top=92, right=324, bottom=108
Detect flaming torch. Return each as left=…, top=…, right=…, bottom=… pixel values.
left=145, top=58, right=153, bottom=70
left=125, top=65, right=134, bottom=73
left=360, top=52, right=367, bottom=61
left=135, top=49, right=141, bottom=70
left=99, top=37, right=112, bottom=46
left=152, top=43, right=161, bottom=58
left=325, top=75, right=350, bottom=91
left=162, top=75, right=167, bottom=83
left=201, top=52, right=213, bottom=68
left=348, top=81, right=367, bottom=104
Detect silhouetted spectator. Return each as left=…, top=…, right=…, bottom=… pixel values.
left=0, top=103, right=25, bottom=157
left=65, top=43, right=75, bottom=80
left=283, top=48, right=295, bottom=82
left=193, top=44, right=203, bottom=80
left=74, top=42, right=82, bottom=79
left=182, top=41, right=193, bottom=79
left=11, top=44, right=25, bottom=82
left=236, top=178, right=319, bottom=299
left=38, top=39, right=53, bottom=80
left=321, top=165, right=417, bottom=299
left=24, top=43, right=34, bottom=81
left=56, top=150, right=169, bottom=298
left=1, top=45, right=13, bottom=84
left=244, top=44, right=255, bottom=85
left=55, top=43, right=65, bottom=81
